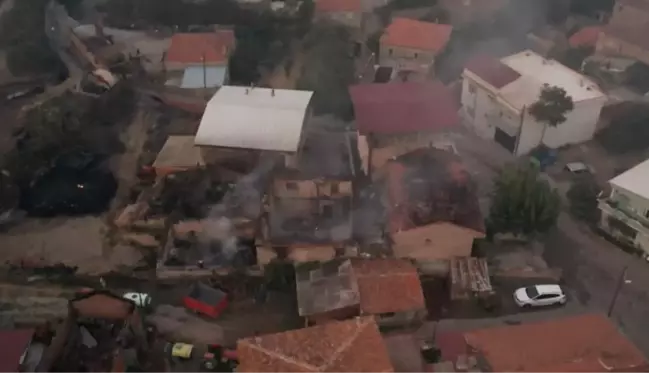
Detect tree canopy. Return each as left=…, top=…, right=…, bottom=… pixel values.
left=567, top=174, right=601, bottom=225
left=488, top=164, right=561, bottom=237
left=296, top=23, right=355, bottom=121
left=596, top=103, right=649, bottom=154
left=528, top=84, right=575, bottom=128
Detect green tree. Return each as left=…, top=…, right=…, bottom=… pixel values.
left=567, top=174, right=601, bottom=225
left=297, top=22, right=355, bottom=120
left=488, top=164, right=561, bottom=237
left=596, top=103, right=649, bottom=154
left=558, top=46, right=594, bottom=71
left=528, top=84, right=574, bottom=145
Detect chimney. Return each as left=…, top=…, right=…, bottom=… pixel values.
left=271, top=89, right=275, bottom=97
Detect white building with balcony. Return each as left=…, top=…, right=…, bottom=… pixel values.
left=599, top=159, right=649, bottom=256
left=460, top=50, right=608, bottom=155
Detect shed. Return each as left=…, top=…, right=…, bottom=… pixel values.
left=152, top=136, right=206, bottom=177
left=183, top=282, right=229, bottom=318
left=449, top=257, right=492, bottom=300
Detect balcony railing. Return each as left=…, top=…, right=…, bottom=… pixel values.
left=599, top=198, right=649, bottom=232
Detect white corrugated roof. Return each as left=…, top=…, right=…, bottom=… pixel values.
left=180, top=66, right=227, bottom=89
left=195, top=86, right=314, bottom=152
left=498, top=50, right=605, bottom=108
left=609, top=158, right=649, bottom=200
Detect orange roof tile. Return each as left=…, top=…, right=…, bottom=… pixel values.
left=569, top=26, right=602, bottom=48
left=351, top=258, right=425, bottom=314
left=236, top=317, right=394, bottom=372
left=380, top=18, right=452, bottom=53
left=315, top=0, right=362, bottom=13
left=464, top=313, right=649, bottom=372
left=166, top=31, right=235, bottom=65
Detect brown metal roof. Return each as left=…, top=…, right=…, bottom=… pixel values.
left=0, top=329, right=34, bottom=372
left=464, top=55, right=521, bottom=89
left=351, top=258, right=426, bottom=315
left=236, top=317, right=394, bottom=372
left=464, top=313, right=649, bottom=372
left=295, top=258, right=425, bottom=317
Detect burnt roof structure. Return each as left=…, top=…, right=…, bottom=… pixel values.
left=384, top=148, right=485, bottom=234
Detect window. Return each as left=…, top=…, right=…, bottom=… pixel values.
left=379, top=312, right=396, bottom=319
left=414, top=52, right=418, bottom=59
left=331, top=183, right=339, bottom=194
left=389, top=48, right=393, bottom=56
left=468, top=83, right=476, bottom=94
left=286, top=182, right=298, bottom=191
left=524, top=286, right=539, bottom=299
left=536, top=294, right=556, bottom=300
left=322, top=204, right=333, bottom=218
left=467, top=106, right=475, bottom=118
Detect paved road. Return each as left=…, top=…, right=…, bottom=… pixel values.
left=449, top=123, right=649, bottom=356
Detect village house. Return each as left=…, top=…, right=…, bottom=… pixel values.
left=38, top=290, right=149, bottom=372
left=314, top=0, right=364, bottom=41
left=464, top=313, right=649, bottom=371
left=598, top=158, right=649, bottom=256
left=379, top=18, right=452, bottom=78
left=164, top=30, right=236, bottom=90
left=596, top=0, right=649, bottom=65
left=381, top=148, right=485, bottom=273
left=384, top=312, right=649, bottom=372
left=461, top=51, right=607, bottom=155
left=294, top=258, right=426, bottom=327
left=257, top=130, right=356, bottom=265
left=236, top=316, right=394, bottom=372
left=439, top=0, right=507, bottom=25
left=194, top=86, right=314, bottom=179
left=349, top=81, right=459, bottom=178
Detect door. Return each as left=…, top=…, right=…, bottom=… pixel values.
left=494, top=127, right=516, bottom=153
left=535, top=293, right=557, bottom=306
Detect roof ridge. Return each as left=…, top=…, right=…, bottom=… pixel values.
left=320, top=317, right=372, bottom=370
left=243, top=339, right=319, bottom=372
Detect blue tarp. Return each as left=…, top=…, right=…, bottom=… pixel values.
left=180, top=66, right=227, bottom=89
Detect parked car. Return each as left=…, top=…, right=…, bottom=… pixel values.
left=565, top=162, right=594, bottom=174
left=123, top=292, right=152, bottom=309
left=513, top=284, right=567, bottom=308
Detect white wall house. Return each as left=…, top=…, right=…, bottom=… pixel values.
left=194, top=86, right=314, bottom=170
left=599, top=159, right=649, bottom=257
left=460, top=50, right=608, bottom=155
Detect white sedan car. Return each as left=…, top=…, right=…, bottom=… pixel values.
left=123, top=292, right=152, bottom=308
left=513, top=284, right=567, bottom=308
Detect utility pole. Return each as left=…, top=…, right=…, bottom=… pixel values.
left=608, top=265, right=629, bottom=317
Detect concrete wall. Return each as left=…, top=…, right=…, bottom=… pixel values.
left=461, top=72, right=605, bottom=155
left=272, top=179, right=353, bottom=199
left=379, top=43, right=436, bottom=74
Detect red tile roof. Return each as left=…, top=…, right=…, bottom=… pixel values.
left=350, top=258, right=425, bottom=314
left=384, top=148, right=485, bottom=234
left=236, top=317, right=394, bottom=372
left=464, top=313, right=649, bottom=372
left=380, top=18, right=452, bottom=53
left=166, top=31, right=235, bottom=65
left=349, top=81, right=459, bottom=135
left=315, top=0, right=362, bottom=13
left=569, top=26, right=602, bottom=48
left=0, top=329, right=33, bottom=372
left=464, top=55, right=521, bottom=89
